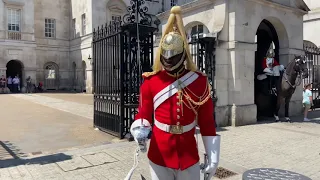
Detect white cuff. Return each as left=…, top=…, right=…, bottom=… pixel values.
left=202, top=135, right=221, bottom=164
left=273, top=65, right=280, bottom=76
left=280, top=65, right=285, bottom=71
left=263, top=68, right=273, bottom=74
left=130, top=119, right=151, bottom=133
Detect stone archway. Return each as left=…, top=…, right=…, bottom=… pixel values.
left=44, top=62, right=59, bottom=90
left=6, top=60, right=24, bottom=88
left=254, top=19, right=281, bottom=118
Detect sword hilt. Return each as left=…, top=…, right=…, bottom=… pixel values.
left=200, top=154, right=210, bottom=180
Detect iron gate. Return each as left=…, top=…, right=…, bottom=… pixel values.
left=304, top=45, right=320, bottom=109
left=189, top=33, right=217, bottom=101
left=93, top=0, right=159, bottom=138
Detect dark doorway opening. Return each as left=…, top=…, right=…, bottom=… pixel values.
left=6, top=60, right=23, bottom=87
left=254, top=20, right=279, bottom=119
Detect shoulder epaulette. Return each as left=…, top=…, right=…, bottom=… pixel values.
left=142, top=71, right=159, bottom=78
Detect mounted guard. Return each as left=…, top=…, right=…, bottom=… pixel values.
left=258, top=43, right=285, bottom=96
left=127, top=6, right=220, bottom=180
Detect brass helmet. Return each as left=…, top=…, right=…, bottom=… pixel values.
left=266, top=43, right=275, bottom=58
left=153, top=6, right=197, bottom=73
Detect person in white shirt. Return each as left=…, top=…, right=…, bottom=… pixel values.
left=7, top=76, right=12, bottom=92
left=12, top=75, right=20, bottom=93
left=302, top=83, right=313, bottom=121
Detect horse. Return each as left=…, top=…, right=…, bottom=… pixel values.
left=273, top=55, right=309, bottom=122
left=255, top=55, right=308, bottom=122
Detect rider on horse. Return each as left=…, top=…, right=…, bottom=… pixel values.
left=258, top=43, right=285, bottom=96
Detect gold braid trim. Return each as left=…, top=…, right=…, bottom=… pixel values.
left=183, top=77, right=211, bottom=108
left=184, top=81, right=212, bottom=106
left=142, top=71, right=159, bottom=78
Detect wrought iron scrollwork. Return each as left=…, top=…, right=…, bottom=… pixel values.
left=122, top=0, right=160, bottom=30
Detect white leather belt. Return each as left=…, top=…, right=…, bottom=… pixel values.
left=154, top=119, right=196, bottom=134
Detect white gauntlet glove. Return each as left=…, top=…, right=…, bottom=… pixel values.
left=202, top=135, right=221, bottom=180
left=130, top=119, right=152, bottom=153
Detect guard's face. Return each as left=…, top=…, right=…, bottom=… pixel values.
left=160, top=52, right=185, bottom=73
left=267, top=50, right=275, bottom=58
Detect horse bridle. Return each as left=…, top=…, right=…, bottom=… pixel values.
left=283, top=59, right=306, bottom=89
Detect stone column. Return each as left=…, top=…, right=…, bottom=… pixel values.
left=228, top=41, right=257, bottom=126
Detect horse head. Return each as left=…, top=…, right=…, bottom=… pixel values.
left=294, top=55, right=308, bottom=79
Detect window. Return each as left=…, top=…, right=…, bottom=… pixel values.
left=191, top=25, right=204, bottom=39
left=45, top=18, right=55, bottom=38
left=45, top=65, right=56, bottom=79
left=171, top=0, right=177, bottom=7
left=81, top=14, right=86, bottom=35
left=111, top=15, right=121, bottom=23
left=72, top=18, right=76, bottom=38
left=7, top=8, right=21, bottom=32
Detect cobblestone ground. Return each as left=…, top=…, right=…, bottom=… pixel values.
left=1, top=93, right=319, bottom=180
left=0, top=94, right=114, bottom=156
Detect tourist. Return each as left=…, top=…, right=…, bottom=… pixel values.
left=26, top=76, right=32, bottom=93
left=12, top=75, right=20, bottom=93
left=0, top=75, right=6, bottom=93
left=7, top=76, right=12, bottom=92
left=302, top=83, right=313, bottom=121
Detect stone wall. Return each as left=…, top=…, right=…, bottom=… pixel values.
left=155, top=0, right=307, bottom=127
left=34, top=0, right=70, bottom=90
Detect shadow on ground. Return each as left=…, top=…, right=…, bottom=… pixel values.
left=257, top=109, right=320, bottom=125
left=0, top=141, right=72, bottom=168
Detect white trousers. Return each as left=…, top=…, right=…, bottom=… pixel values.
left=149, top=161, right=200, bottom=180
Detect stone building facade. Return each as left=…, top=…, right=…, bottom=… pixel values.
left=0, top=0, right=311, bottom=126
left=156, top=0, right=309, bottom=126
left=0, top=0, right=160, bottom=92
left=304, top=0, right=320, bottom=46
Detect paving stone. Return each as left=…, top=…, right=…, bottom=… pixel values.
left=56, top=157, right=93, bottom=172
left=81, top=152, right=118, bottom=166
left=1, top=94, right=319, bottom=180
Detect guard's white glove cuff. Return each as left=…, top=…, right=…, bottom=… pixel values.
left=202, top=135, right=221, bottom=180
left=130, top=119, right=151, bottom=153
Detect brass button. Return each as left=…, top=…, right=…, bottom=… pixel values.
left=176, top=95, right=179, bottom=99
left=177, top=115, right=180, bottom=119
left=177, top=109, right=180, bottom=112
left=177, top=102, right=180, bottom=106
left=177, top=122, right=180, bottom=125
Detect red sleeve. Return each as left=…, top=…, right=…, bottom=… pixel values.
left=197, top=80, right=216, bottom=136
left=262, top=58, right=267, bottom=69
left=273, top=58, right=280, bottom=66
left=134, top=78, right=154, bottom=125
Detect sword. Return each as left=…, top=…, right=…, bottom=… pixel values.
left=200, top=154, right=210, bottom=180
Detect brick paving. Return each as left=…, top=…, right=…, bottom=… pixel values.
left=0, top=93, right=319, bottom=179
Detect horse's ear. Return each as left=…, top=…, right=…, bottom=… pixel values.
left=294, top=55, right=298, bottom=58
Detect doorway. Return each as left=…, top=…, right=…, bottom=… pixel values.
left=254, top=20, right=280, bottom=118
left=6, top=60, right=23, bottom=87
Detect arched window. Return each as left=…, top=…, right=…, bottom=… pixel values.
left=44, top=62, right=59, bottom=90
left=187, top=24, right=209, bottom=42
left=45, top=64, right=57, bottom=79
left=186, top=24, right=210, bottom=66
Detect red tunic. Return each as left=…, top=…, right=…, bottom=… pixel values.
left=262, top=57, right=280, bottom=70
left=134, top=70, right=216, bottom=170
